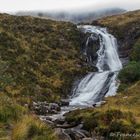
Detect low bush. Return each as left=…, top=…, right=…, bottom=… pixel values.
left=119, top=61, right=140, bottom=84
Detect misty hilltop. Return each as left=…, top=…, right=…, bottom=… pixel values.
left=16, top=8, right=126, bottom=23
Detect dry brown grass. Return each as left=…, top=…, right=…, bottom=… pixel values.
left=12, top=115, right=58, bottom=140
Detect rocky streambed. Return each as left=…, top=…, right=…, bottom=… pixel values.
left=32, top=100, right=107, bottom=140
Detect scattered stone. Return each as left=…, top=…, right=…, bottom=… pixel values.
left=32, top=101, right=61, bottom=115
left=49, top=103, right=61, bottom=111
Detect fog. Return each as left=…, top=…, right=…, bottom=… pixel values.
left=0, top=0, right=140, bottom=13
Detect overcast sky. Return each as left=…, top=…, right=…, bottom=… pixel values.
left=0, top=0, right=140, bottom=13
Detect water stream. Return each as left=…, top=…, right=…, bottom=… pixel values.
left=46, top=25, right=122, bottom=122
left=70, top=25, right=122, bottom=107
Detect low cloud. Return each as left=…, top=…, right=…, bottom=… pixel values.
left=0, top=0, right=140, bottom=13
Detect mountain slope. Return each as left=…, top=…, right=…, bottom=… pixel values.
left=0, top=13, right=90, bottom=103
left=0, top=13, right=91, bottom=139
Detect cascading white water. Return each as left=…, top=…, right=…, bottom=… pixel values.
left=70, top=25, right=122, bottom=107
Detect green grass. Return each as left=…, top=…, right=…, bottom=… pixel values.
left=0, top=93, right=27, bottom=123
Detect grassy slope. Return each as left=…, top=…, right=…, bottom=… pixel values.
left=66, top=10, right=140, bottom=139
left=0, top=13, right=90, bottom=103
left=0, top=14, right=91, bottom=139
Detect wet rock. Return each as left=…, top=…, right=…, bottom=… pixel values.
left=60, top=99, right=70, bottom=106
left=45, top=116, right=52, bottom=121
left=92, top=104, right=96, bottom=107
left=86, top=34, right=100, bottom=64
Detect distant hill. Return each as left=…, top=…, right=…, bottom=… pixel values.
left=16, top=8, right=126, bottom=23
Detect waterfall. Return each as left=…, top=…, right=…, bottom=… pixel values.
left=44, top=25, right=123, bottom=140
left=70, top=25, right=122, bottom=107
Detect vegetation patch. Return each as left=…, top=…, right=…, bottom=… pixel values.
left=12, top=115, right=58, bottom=140
left=66, top=108, right=138, bottom=139
left=0, top=14, right=92, bottom=104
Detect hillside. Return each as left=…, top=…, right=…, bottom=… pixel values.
left=0, top=13, right=92, bottom=103
left=0, top=13, right=91, bottom=139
